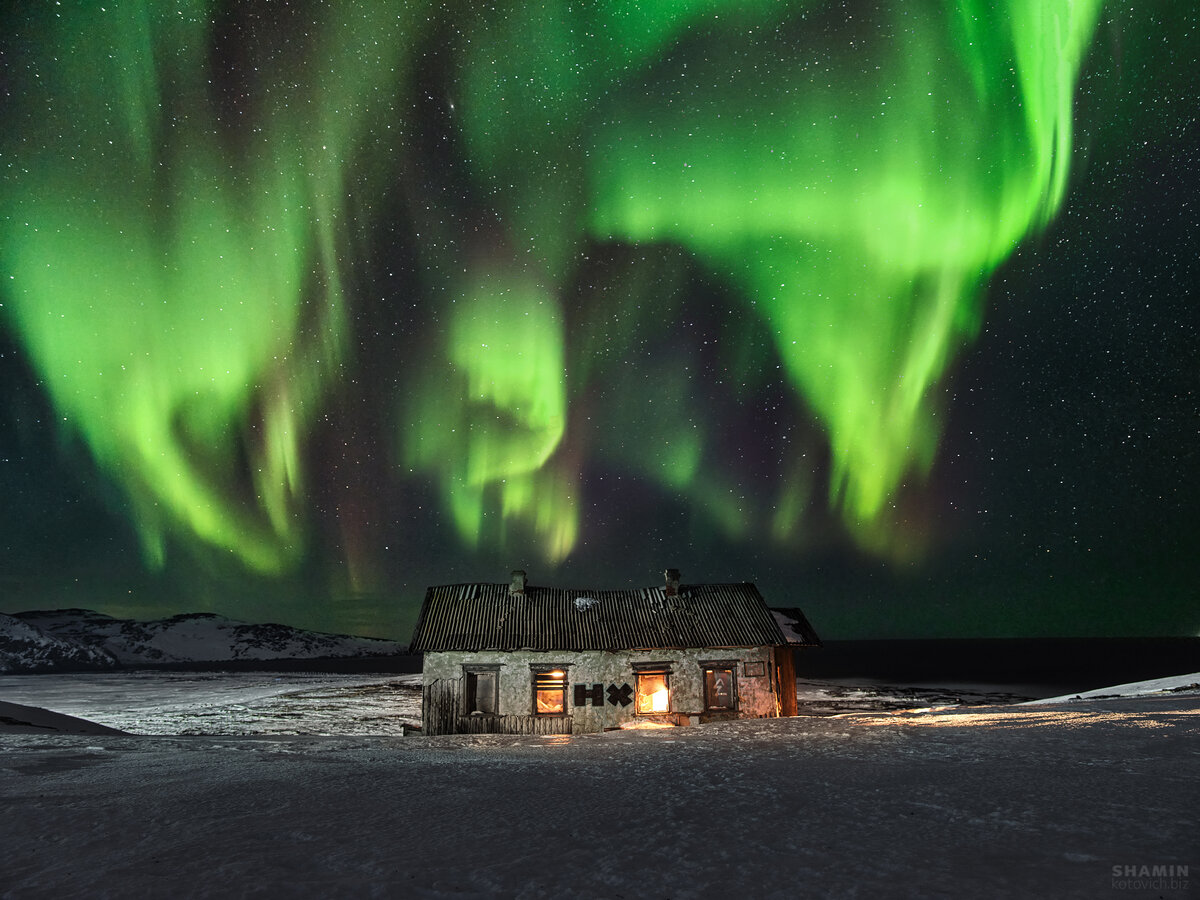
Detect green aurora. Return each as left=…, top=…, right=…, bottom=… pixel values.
left=1, top=1, right=423, bottom=571
left=4, top=0, right=1195, bottom=638
left=2, top=0, right=1102, bottom=568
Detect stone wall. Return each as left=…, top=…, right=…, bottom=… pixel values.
left=422, top=646, right=782, bottom=734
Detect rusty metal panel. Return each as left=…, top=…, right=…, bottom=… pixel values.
left=774, top=645, right=799, bottom=717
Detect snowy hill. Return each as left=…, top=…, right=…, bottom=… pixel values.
left=3, top=609, right=407, bottom=671
left=0, top=613, right=119, bottom=674
left=1020, top=672, right=1200, bottom=704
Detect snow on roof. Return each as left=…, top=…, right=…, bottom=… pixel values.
left=769, top=608, right=823, bottom=646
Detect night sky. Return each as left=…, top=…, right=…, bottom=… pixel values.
left=1, top=2, right=1196, bottom=641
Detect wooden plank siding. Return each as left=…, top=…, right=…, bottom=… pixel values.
left=422, top=678, right=573, bottom=735
left=774, top=645, right=798, bottom=717
left=454, top=715, right=573, bottom=735
left=422, top=678, right=460, bottom=735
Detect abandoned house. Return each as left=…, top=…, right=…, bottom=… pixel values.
left=409, top=569, right=821, bottom=735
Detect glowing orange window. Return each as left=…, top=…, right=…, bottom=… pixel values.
left=533, top=669, right=568, bottom=715
left=635, top=670, right=670, bottom=715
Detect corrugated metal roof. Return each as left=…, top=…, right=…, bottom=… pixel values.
left=409, top=581, right=812, bottom=652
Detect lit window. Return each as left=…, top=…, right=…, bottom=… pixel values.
left=533, top=668, right=568, bottom=715
left=463, top=666, right=499, bottom=715
left=635, top=670, right=671, bottom=715
left=702, top=665, right=737, bottom=711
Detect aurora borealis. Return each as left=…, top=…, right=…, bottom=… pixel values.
left=1, top=1, right=1196, bottom=639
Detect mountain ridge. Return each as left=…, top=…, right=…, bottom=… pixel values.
left=1, top=609, right=407, bottom=673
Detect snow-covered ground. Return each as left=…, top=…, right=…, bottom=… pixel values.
left=794, top=677, right=1046, bottom=713
left=1, top=672, right=1197, bottom=898
left=0, top=671, right=1032, bottom=736
left=0, top=671, right=423, bottom=735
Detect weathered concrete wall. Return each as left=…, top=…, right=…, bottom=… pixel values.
left=422, top=646, right=782, bottom=734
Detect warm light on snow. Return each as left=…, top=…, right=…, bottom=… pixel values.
left=1, top=670, right=1197, bottom=898
left=2, top=673, right=1197, bottom=899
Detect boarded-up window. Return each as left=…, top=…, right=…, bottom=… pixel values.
left=533, top=668, right=568, bottom=715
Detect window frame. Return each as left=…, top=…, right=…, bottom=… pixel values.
left=632, top=662, right=673, bottom=716
left=530, top=664, right=570, bottom=716
left=462, top=664, right=501, bottom=716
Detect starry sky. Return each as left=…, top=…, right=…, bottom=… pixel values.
left=0, top=1, right=1196, bottom=641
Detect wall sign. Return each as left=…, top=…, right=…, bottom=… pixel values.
left=574, top=683, right=604, bottom=707
left=572, top=682, right=635, bottom=707
left=607, top=683, right=634, bottom=707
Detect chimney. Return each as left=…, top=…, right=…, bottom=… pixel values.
left=510, top=569, right=528, bottom=595
left=664, top=568, right=681, bottom=597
